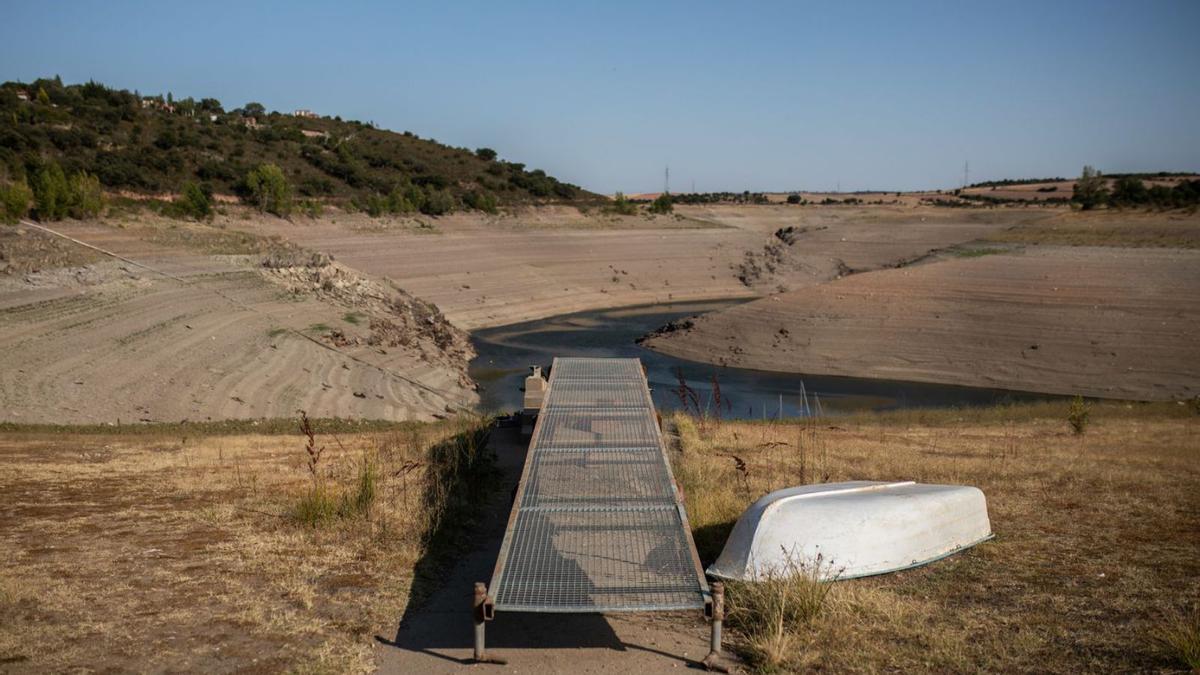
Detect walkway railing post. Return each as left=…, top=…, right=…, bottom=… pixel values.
left=473, top=582, right=488, bottom=662
left=703, top=581, right=726, bottom=671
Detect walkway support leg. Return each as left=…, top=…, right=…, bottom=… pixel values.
left=472, top=582, right=505, bottom=665
left=702, top=582, right=728, bottom=672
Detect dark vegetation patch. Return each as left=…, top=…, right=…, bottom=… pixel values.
left=0, top=77, right=595, bottom=221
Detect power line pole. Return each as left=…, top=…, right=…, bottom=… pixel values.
left=664, top=166, right=670, bottom=195
left=963, top=161, right=969, bottom=188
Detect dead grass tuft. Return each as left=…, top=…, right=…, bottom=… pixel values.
left=726, top=556, right=835, bottom=670
left=1154, top=608, right=1200, bottom=671
left=1067, top=395, right=1090, bottom=435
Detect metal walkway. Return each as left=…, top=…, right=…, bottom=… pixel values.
left=487, top=357, right=711, bottom=614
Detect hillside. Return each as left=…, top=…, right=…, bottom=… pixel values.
left=0, top=76, right=594, bottom=212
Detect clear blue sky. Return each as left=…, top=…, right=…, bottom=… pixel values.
left=2, top=1, right=1197, bottom=193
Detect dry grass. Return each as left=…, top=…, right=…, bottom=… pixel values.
left=1153, top=608, right=1200, bottom=671
left=0, top=414, right=494, bottom=673
left=725, top=557, right=836, bottom=670
left=987, top=209, right=1200, bottom=248
left=669, top=401, right=1200, bottom=672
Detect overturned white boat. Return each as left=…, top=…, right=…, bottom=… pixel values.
left=707, top=481, right=992, bottom=581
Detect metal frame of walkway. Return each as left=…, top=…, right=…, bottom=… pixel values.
left=473, top=357, right=724, bottom=667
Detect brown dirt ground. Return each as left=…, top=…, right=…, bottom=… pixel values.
left=644, top=245, right=1200, bottom=401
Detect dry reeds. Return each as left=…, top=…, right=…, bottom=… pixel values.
left=726, top=555, right=836, bottom=670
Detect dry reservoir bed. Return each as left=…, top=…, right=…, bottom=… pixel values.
left=645, top=245, right=1200, bottom=401
left=0, top=221, right=475, bottom=424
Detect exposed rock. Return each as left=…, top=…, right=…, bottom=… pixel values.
left=259, top=256, right=474, bottom=381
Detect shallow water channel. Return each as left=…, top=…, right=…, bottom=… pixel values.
left=469, top=300, right=1048, bottom=419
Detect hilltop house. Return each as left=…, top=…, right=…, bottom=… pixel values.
left=140, top=97, right=175, bottom=114
left=293, top=109, right=318, bottom=119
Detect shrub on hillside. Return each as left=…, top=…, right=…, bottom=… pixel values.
left=244, top=163, right=292, bottom=217
left=29, top=162, right=104, bottom=221
left=67, top=171, right=104, bottom=219
left=299, top=198, right=323, bottom=218
left=463, top=190, right=498, bottom=214
left=0, top=179, right=33, bottom=224
left=387, top=185, right=417, bottom=214
left=170, top=181, right=214, bottom=220
left=649, top=193, right=673, bottom=214
left=1109, top=176, right=1149, bottom=207
left=607, top=192, right=638, bottom=216
left=420, top=187, right=455, bottom=216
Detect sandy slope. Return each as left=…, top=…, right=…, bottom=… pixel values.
left=644, top=246, right=1200, bottom=400
left=0, top=222, right=474, bottom=424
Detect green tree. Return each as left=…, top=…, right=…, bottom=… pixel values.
left=36, top=86, right=50, bottom=105
left=0, top=179, right=34, bottom=224
left=649, top=193, right=673, bottom=214
left=475, top=147, right=498, bottom=161
left=243, top=101, right=266, bottom=117
left=174, top=181, right=213, bottom=220
left=1073, top=166, right=1108, bottom=210
left=1110, top=176, right=1148, bottom=207
left=67, top=171, right=104, bottom=219
left=245, top=163, right=292, bottom=216
left=32, top=162, right=70, bottom=221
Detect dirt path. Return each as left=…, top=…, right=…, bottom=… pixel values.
left=375, top=425, right=728, bottom=673
left=644, top=246, right=1200, bottom=400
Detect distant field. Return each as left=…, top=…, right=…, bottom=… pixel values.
left=669, top=401, right=1200, bottom=672
left=987, top=209, right=1200, bottom=248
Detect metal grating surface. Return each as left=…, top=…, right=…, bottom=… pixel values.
left=490, top=357, right=709, bottom=613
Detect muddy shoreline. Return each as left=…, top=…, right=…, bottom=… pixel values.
left=469, top=300, right=1055, bottom=417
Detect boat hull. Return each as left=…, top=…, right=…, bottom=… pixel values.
left=707, top=481, right=993, bottom=581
